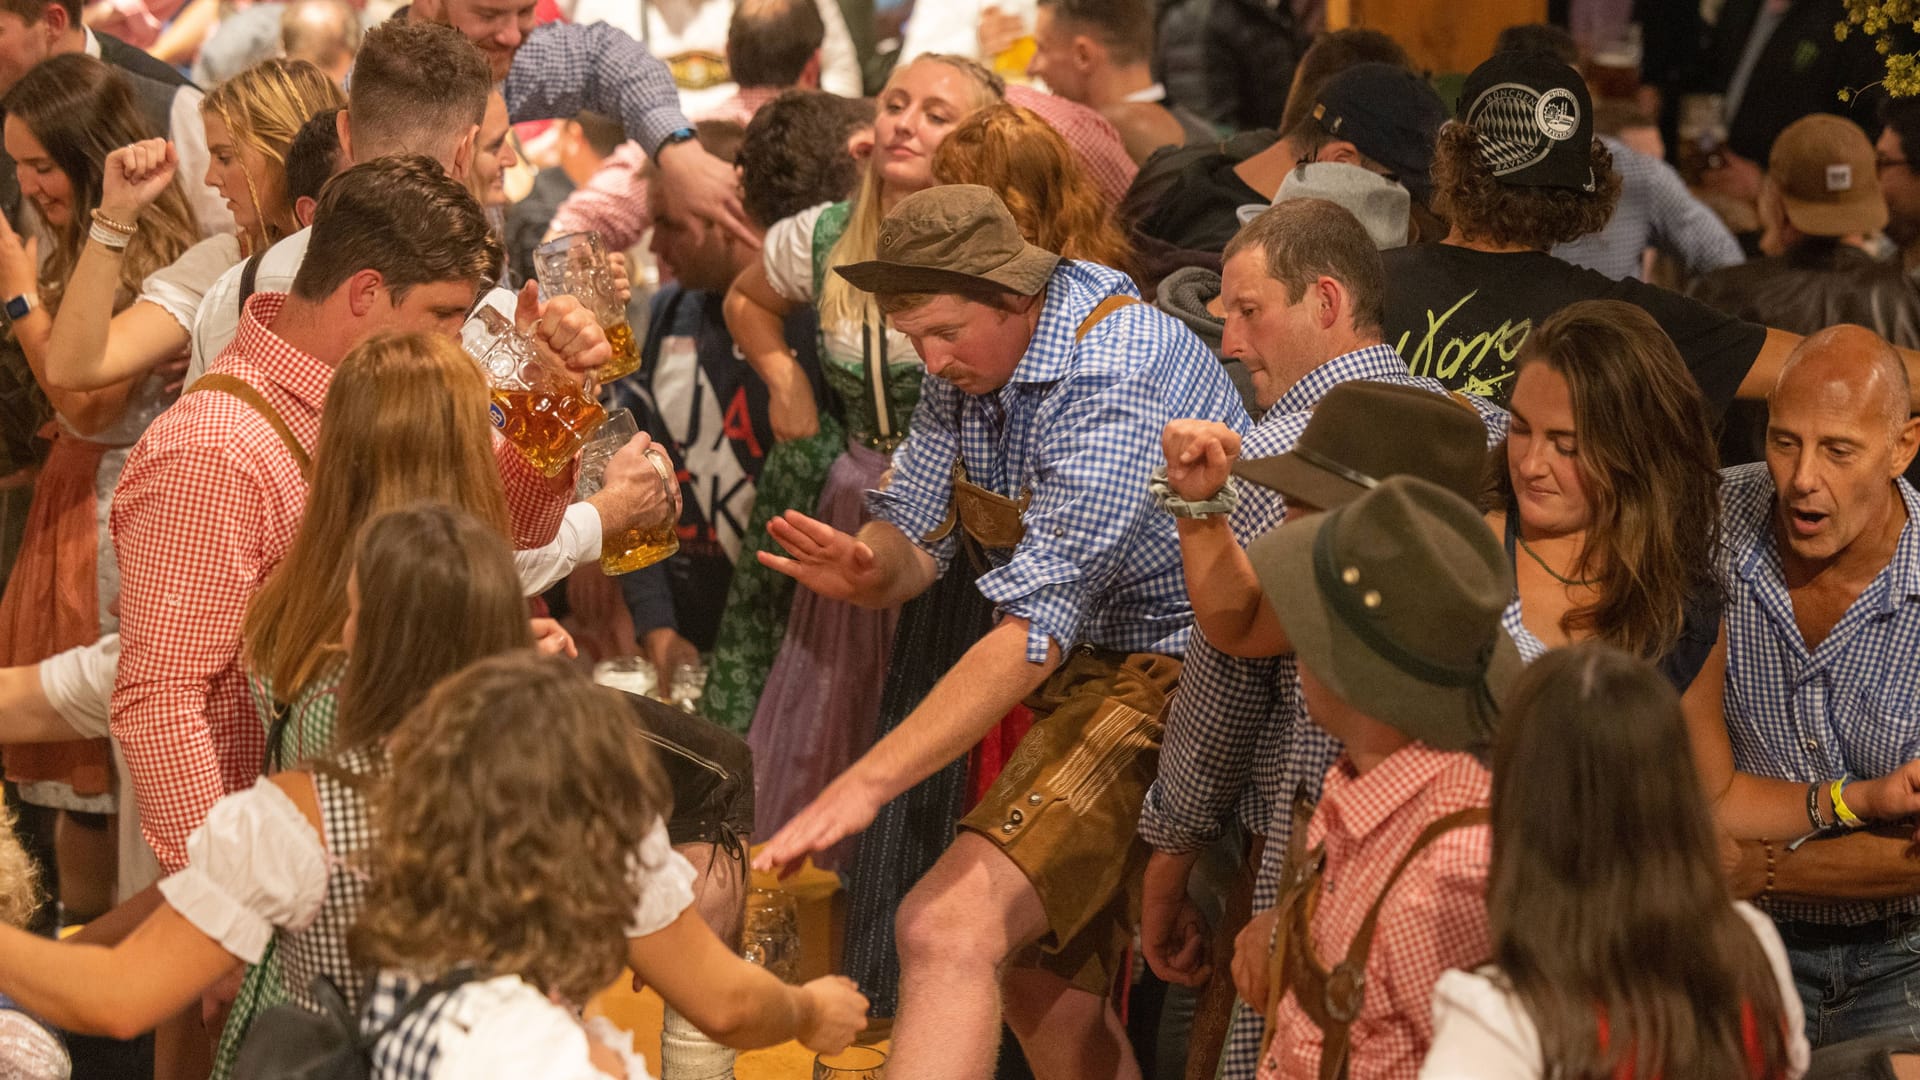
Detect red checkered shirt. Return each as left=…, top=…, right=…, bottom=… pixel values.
left=110, top=292, right=569, bottom=871
left=1258, top=744, right=1492, bottom=1080
left=1004, top=86, right=1138, bottom=208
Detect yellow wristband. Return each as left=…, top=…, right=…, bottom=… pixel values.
left=1831, top=778, right=1866, bottom=829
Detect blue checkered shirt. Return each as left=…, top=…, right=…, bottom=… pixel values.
left=1553, top=135, right=1745, bottom=282
left=868, top=260, right=1248, bottom=661
left=1133, top=344, right=1512, bottom=1079
left=503, top=21, right=693, bottom=157
left=1719, top=463, right=1920, bottom=926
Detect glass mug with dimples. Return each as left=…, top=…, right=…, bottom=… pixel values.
left=462, top=304, right=607, bottom=477
left=533, top=230, right=642, bottom=382
left=575, top=408, right=681, bottom=574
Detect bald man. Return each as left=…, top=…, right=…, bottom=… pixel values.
left=1713, top=325, right=1920, bottom=1049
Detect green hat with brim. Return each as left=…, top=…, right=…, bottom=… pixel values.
left=1248, top=474, right=1521, bottom=754
left=835, top=184, right=1060, bottom=297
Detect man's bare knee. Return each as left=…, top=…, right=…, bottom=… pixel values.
left=896, top=834, right=1048, bottom=974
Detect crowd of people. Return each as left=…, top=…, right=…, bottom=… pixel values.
left=0, top=0, right=1912, bottom=1078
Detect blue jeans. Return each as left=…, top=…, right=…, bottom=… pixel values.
left=1778, top=915, right=1920, bottom=1048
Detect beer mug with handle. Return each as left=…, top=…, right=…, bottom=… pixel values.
left=576, top=408, right=682, bottom=574
left=464, top=305, right=607, bottom=477
left=533, top=230, right=642, bottom=382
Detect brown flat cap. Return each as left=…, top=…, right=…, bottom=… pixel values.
left=835, top=184, right=1060, bottom=297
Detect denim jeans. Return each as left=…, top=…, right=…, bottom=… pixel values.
left=1779, top=915, right=1920, bottom=1049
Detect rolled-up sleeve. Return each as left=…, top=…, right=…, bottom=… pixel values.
left=866, top=379, right=962, bottom=569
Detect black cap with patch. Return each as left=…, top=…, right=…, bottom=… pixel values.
left=1458, top=51, right=1595, bottom=192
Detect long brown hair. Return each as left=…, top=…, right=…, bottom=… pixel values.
left=1495, top=300, right=1721, bottom=659
left=1490, top=643, right=1793, bottom=1079
left=353, top=651, right=672, bottom=1004
left=932, top=103, right=1136, bottom=280
left=201, top=57, right=346, bottom=250
left=328, top=504, right=532, bottom=755
left=241, top=333, right=513, bottom=708
left=2, top=54, right=199, bottom=312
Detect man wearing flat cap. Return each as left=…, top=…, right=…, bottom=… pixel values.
left=751, top=183, right=1248, bottom=1078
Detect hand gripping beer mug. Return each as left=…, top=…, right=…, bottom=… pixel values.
left=533, top=230, right=641, bottom=382
left=576, top=408, right=681, bottom=574
left=464, top=305, right=607, bottom=477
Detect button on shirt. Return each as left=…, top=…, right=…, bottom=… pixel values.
left=1259, top=744, right=1493, bottom=1080
left=867, top=260, right=1249, bottom=662
left=1719, top=462, right=1920, bottom=925
left=113, top=292, right=569, bottom=871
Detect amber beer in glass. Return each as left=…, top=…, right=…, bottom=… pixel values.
left=533, top=230, right=641, bottom=382
left=464, top=305, right=606, bottom=477
left=575, top=409, right=681, bottom=573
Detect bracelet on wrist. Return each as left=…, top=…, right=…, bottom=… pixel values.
left=1806, top=781, right=1833, bottom=831
left=1830, top=777, right=1866, bottom=829
left=90, top=207, right=138, bottom=235
left=88, top=222, right=132, bottom=251
left=1149, top=463, right=1238, bottom=519
left=1760, top=838, right=1777, bottom=899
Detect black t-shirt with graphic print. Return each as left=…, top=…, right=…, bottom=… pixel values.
left=1380, top=244, right=1764, bottom=418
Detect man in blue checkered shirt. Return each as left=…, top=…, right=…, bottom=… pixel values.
left=1134, top=197, right=1509, bottom=1079
left=1714, top=325, right=1920, bottom=1048
left=750, top=184, right=1248, bottom=1080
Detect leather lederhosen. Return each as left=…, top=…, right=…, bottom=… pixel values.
left=1262, top=784, right=1489, bottom=1080
left=919, top=296, right=1141, bottom=568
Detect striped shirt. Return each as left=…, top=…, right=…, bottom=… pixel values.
left=1718, top=462, right=1920, bottom=925
left=867, top=260, right=1248, bottom=661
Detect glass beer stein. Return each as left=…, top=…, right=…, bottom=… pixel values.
left=533, top=230, right=641, bottom=382
left=463, top=305, right=606, bottom=477
left=575, top=408, right=682, bottom=574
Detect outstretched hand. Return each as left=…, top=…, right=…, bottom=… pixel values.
left=752, top=769, right=882, bottom=879
left=653, top=138, right=759, bottom=249
left=1162, top=419, right=1242, bottom=502
left=758, top=510, right=885, bottom=603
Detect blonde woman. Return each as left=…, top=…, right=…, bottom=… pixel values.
left=704, top=52, right=1002, bottom=739
left=38, top=58, right=343, bottom=395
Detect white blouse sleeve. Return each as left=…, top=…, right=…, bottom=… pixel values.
left=37, top=634, right=119, bottom=740
left=625, top=818, right=697, bottom=939
left=760, top=203, right=832, bottom=307
left=432, top=978, right=654, bottom=1080
left=155, top=778, right=329, bottom=964
left=1418, top=969, right=1544, bottom=1080
left=1734, top=901, right=1811, bottom=1079
left=138, top=233, right=242, bottom=334
left=513, top=501, right=603, bottom=596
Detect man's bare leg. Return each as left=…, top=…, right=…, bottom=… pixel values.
left=660, top=840, right=748, bottom=1080
left=1004, top=966, right=1140, bottom=1080
left=890, top=832, right=1055, bottom=1080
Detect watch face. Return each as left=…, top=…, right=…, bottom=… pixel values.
left=4, top=296, right=28, bottom=320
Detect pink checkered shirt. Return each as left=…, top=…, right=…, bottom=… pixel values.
left=1004, top=86, right=1138, bottom=208
left=110, top=292, right=568, bottom=871
left=1258, top=744, right=1492, bottom=1080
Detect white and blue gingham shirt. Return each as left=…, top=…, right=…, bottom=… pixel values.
left=868, top=260, right=1249, bottom=662
left=1132, top=344, right=1513, bottom=1080
left=1719, top=463, right=1920, bottom=925
left=502, top=20, right=694, bottom=157
left=1553, top=135, right=1746, bottom=282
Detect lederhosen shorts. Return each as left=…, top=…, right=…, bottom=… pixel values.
left=929, top=454, right=1180, bottom=996
left=620, top=690, right=755, bottom=867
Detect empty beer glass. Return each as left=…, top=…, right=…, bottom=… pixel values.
left=575, top=408, right=681, bottom=574
left=813, top=1046, right=886, bottom=1079
left=463, top=305, right=606, bottom=477
left=533, top=230, right=641, bottom=382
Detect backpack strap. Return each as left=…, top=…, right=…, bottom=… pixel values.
left=1075, top=295, right=1140, bottom=342
left=184, top=373, right=312, bottom=480
left=237, top=249, right=266, bottom=318
left=1313, top=805, right=1490, bottom=1080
